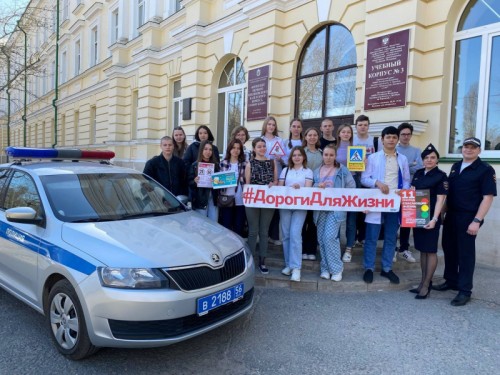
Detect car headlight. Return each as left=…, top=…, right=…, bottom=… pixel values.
left=243, top=244, right=253, bottom=266
left=98, top=267, right=168, bottom=289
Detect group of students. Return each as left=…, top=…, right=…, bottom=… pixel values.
left=143, top=116, right=375, bottom=284
left=143, top=115, right=496, bottom=306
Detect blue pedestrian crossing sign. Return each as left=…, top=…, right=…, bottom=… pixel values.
left=347, top=146, right=366, bottom=171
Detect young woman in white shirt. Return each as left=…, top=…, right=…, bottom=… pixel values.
left=301, top=127, right=323, bottom=261
left=278, top=146, right=313, bottom=282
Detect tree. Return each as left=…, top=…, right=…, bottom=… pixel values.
left=0, top=0, right=53, bottom=110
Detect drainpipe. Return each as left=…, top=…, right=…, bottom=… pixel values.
left=16, top=20, right=27, bottom=147
left=0, top=46, right=11, bottom=148
left=52, top=0, right=60, bottom=148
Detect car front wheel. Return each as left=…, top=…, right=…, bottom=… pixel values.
left=47, top=279, right=98, bottom=360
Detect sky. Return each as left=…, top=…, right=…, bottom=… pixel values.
left=2, top=0, right=31, bottom=28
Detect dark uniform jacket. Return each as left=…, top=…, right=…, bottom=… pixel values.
left=143, top=154, right=187, bottom=196
left=447, top=157, right=497, bottom=214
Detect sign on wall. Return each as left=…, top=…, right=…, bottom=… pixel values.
left=247, top=65, right=270, bottom=121
left=364, top=29, right=410, bottom=110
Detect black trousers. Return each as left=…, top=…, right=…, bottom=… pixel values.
left=301, top=210, right=317, bottom=255
left=399, top=227, right=411, bottom=251
left=442, top=212, right=478, bottom=296
left=356, top=212, right=366, bottom=242
left=268, top=209, right=280, bottom=241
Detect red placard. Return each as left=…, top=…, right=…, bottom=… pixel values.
left=400, top=189, right=430, bottom=228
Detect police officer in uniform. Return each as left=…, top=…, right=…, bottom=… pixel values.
left=433, top=137, right=496, bottom=306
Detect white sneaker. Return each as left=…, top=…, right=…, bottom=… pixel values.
left=307, top=254, right=317, bottom=261
left=268, top=238, right=282, bottom=246
left=291, top=269, right=301, bottom=282
left=398, top=250, right=416, bottom=263
left=320, top=271, right=330, bottom=280
left=302, top=254, right=308, bottom=260
left=331, top=272, right=342, bottom=282
left=281, top=267, right=292, bottom=276
left=342, top=249, right=352, bottom=263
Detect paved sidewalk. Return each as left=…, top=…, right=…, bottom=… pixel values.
left=0, top=266, right=497, bottom=374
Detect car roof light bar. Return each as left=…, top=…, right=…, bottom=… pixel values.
left=5, top=147, right=115, bottom=160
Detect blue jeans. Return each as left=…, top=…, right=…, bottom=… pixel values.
left=195, top=194, right=219, bottom=221
left=363, top=212, right=399, bottom=272
left=338, top=211, right=357, bottom=248
left=280, top=209, right=307, bottom=270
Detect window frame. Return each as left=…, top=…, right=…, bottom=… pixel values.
left=74, top=38, right=81, bottom=76
left=2, top=170, right=44, bottom=220
left=294, top=23, right=357, bottom=130
left=110, top=6, right=119, bottom=44
left=217, top=57, right=246, bottom=152
left=172, top=80, right=182, bottom=129
left=61, top=49, right=67, bottom=84
left=138, top=0, right=146, bottom=28
left=447, top=8, right=500, bottom=157
left=90, top=24, right=99, bottom=68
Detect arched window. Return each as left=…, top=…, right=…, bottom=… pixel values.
left=449, top=0, right=500, bottom=154
left=295, top=23, right=356, bottom=128
left=217, top=57, right=246, bottom=151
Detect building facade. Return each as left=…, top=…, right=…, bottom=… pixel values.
left=1, top=0, right=499, bottom=266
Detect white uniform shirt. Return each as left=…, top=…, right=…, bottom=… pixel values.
left=279, top=167, right=313, bottom=187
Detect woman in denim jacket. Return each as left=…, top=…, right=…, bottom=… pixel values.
left=313, top=144, right=356, bottom=281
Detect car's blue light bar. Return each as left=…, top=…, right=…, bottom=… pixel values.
left=6, top=147, right=115, bottom=160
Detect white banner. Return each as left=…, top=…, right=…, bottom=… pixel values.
left=242, top=185, right=401, bottom=212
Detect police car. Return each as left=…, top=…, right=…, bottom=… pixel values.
left=0, top=147, right=254, bottom=360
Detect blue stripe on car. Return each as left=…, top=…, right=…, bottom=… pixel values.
left=0, top=222, right=97, bottom=275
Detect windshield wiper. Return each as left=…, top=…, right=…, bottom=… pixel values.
left=70, top=218, right=113, bottom=223
left=119, top=212, right=169, bottom=220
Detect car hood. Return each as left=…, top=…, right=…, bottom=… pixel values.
left=61, top=211, right=245, bottom=268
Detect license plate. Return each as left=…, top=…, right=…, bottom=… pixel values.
left=197, top=283, right=244, bottom=315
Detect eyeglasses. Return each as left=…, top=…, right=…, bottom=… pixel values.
left=400, top=133, right=412, bottom=137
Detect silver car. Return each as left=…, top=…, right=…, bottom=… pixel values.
left=0, top=148, right=254, bottom=360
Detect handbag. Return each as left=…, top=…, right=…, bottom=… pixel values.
left=217, top=194, right=235, bottom=208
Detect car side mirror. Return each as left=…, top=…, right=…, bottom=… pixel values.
left=6, top=207, right=45, bottom=226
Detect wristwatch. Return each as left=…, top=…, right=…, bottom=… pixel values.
left=431, top=217, right=438, bottom=223
left=473, top=217, right=482, bottom=223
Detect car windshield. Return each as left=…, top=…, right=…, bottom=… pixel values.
left=41, top=173, right=185, bottom=223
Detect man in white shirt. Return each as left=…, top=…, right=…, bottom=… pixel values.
left=360, top=126, right=411, bottom=284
